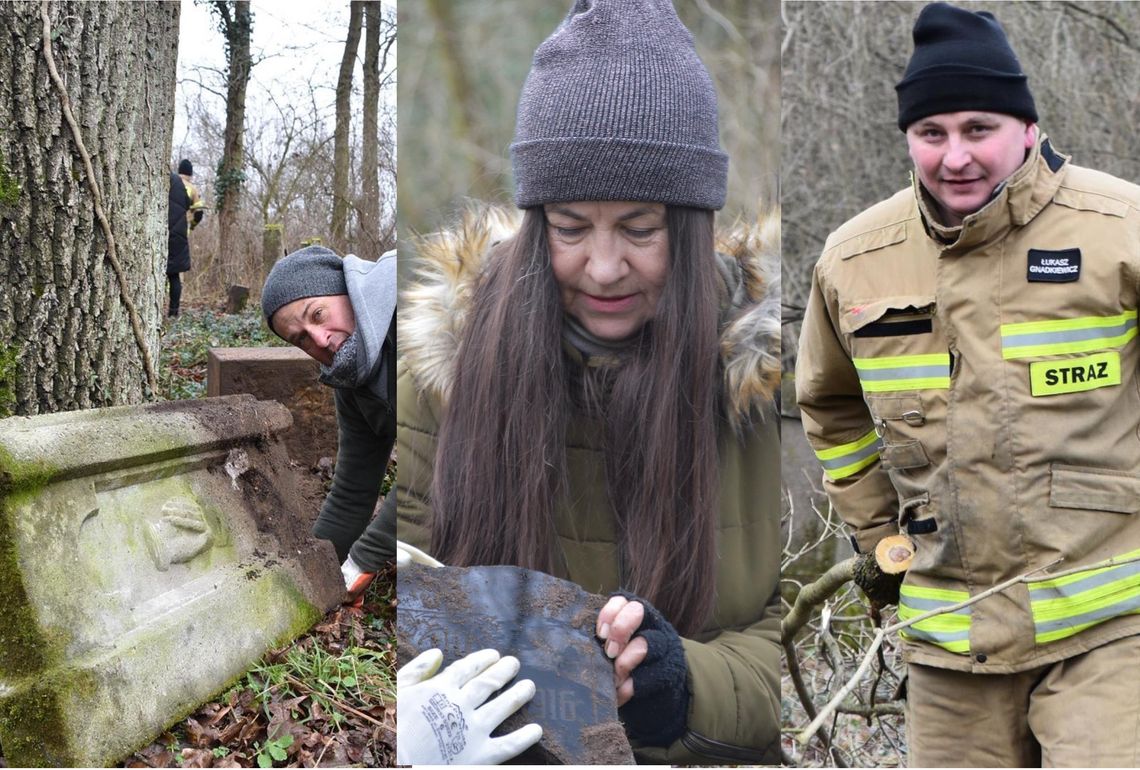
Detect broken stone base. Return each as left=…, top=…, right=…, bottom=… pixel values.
left=206, top=347, right=337, bottom=470
left=398, top=564, right=635, bottom=765
left=0, top=395, right=344, bottom=767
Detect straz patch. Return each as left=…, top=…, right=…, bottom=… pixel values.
left=1027, top=248, right=1081, bottom=283
left=1030, top=351, right=1120, bottom=396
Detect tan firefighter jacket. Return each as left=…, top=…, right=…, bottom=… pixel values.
left=796, top=134, right=1140, bottom=673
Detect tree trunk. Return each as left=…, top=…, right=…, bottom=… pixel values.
left=213, top=0, right=252, bottom=288
left=332, top=2, right=363, bottom=252
left=0, top=1, right=179, bottom=416
left=360, top=1, right=381, bottom=256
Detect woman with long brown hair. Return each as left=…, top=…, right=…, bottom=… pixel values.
left=397, top=0, right=781, bottom=763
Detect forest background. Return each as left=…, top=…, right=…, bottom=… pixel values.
left=397, top=0, right=780, bottom=277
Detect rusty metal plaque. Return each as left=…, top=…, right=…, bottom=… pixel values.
left=398, top=563, right=635, bottom=764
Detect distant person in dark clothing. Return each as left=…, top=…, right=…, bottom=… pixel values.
left=167, top=159, right=205, bottom=317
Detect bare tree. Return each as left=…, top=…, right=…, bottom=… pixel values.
left=360, top=1, right=388, bottom=256
left=210, top=0, right=253, bottom=288
left=0, top=1, right=179, bottom=415
left=331, top=1, right=364, bottom=252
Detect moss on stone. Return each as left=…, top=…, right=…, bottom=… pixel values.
left=0, top=443, right=56, bottom=498
left=0, top=492, right=59, bottom=679
left=0, top=666, right=96, bottom=767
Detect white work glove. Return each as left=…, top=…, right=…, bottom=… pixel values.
left=396, top=648, right=542, bottom=765
left=340, top=554, right=375, bottom=607
left=396, top=539, right=444, bottom=568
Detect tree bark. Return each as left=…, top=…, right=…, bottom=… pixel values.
left=332, top=2, right=363, bottom=252
left=0, top=1, right=179, bottom=416
left=212, top=0, right=252, bottom=287
left=360, top=1, right=381, bottom=256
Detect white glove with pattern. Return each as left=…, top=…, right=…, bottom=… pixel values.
left=396, top=648, right=542, bottom=765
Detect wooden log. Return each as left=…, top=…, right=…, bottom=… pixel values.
left=853, top=535, right=915, bottom=606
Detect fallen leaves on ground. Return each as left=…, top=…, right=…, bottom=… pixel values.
left=124, top=566, right=396, bottom=768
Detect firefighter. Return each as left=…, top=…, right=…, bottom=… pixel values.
left=796, top=3, right=1140, bottom=766
left=166, top=159, right=205, bottom=317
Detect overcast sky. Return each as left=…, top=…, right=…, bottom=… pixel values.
left=172, top=0, right=392, bottom=166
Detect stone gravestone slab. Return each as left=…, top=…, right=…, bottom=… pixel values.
left=207, top=347, right=338, bottom=470
left=398, top=564, right=635, bottom=765
left=0, top=395, right=344, bottom=767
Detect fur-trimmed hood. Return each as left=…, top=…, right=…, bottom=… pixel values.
left=399, top=203, right=781, bottom=429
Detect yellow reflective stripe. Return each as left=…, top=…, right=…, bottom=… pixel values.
left=814, top=428, right=880, bottom=480
left=853, top=353, right=951, bottom=369
left=1001, top=310, right=1138, bottom=359
left=1031, top=579, right=1140, bottom=622
left=897, top=604, right=971, bottom=632
left=898, top=584, right=972, bottom=653
left=900, top=584, right=970, bottom=603
left=1029, top=549, right=1140, bottom=644
left=1030, top=548, right=1140, bottom=590
left=853, top=353, right=951, bottom=393
left=1035, top=611, right=1140, bottom=645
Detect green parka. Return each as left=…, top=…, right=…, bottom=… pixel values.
left=396, top=206, right=783, bottom=764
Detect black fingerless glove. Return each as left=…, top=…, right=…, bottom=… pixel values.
left=611, top=590, right=690, bottom=747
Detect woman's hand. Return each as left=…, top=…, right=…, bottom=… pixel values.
left=595, top=591, right=691, bottom=746
left=596, top=594, right=650, bottom=705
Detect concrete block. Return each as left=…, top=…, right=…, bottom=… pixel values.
left=0, top=395, right=344, bottom=767
left=207, top=347, right=337, bottom=470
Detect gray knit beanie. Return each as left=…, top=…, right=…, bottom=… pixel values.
left=261, top=246, right=347, bottom=334
left=510, top=0, right=727, bottom=210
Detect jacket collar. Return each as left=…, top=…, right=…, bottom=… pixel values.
left=399, top=203, right=781, bottom=431
left=913, top=132, right=1069, bottom=254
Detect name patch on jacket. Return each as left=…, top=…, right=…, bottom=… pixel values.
left=1029, top=351, right=1119, bottom=396
left=1027, top=248, right=1081, bottom=282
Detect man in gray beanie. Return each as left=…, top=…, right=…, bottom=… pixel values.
left=262, top=245, right=398, bottom=603
left=796, top=3, right=1140, bottom=765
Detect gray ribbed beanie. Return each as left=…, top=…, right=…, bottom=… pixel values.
left=510, top=0, right=727, bottom=210
left=261, top=245, right=347, bottom=334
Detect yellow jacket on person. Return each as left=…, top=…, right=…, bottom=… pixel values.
left=796, top=134, right=1140, bottom=674
left=179, top=173, right=205, bottom=229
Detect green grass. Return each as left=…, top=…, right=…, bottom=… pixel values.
left=160, top=304, right=288, bottom=400
left=244, top=641, right=393, bottom=720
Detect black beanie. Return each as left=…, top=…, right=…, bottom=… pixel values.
left=178, top=159, right=193, bottom=176
left=895, top=2, right=1037, bottom=131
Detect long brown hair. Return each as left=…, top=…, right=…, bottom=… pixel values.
left=431, top=205, right=721, bottom=635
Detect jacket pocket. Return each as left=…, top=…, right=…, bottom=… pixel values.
left=1049, top=464, right=1140, bottom=514
left=839, top=297, right=936, bottom=338
left=867, top=394, right=930, bottom=471
left=841, top=298, right=950, bottom=396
